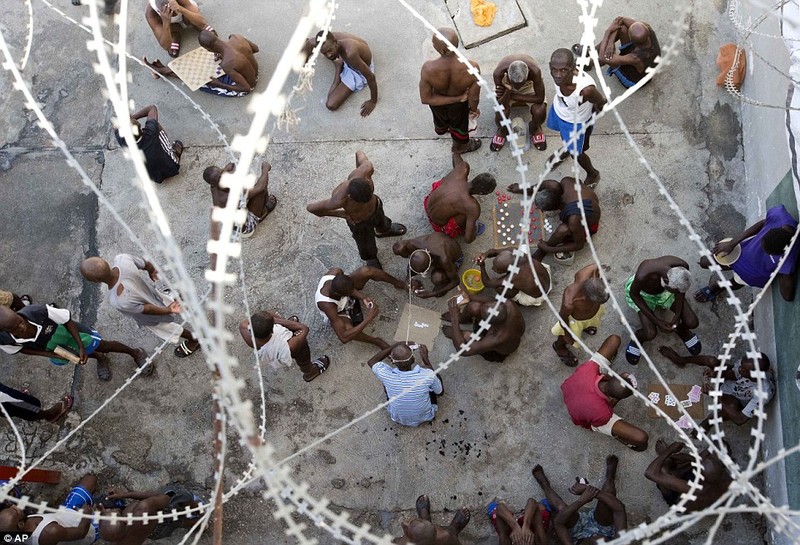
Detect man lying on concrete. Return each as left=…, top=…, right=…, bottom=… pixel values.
left=442, top=294, right=525, bottom=363
left=393, top=495, right=470, bottom=545
left=393, top=233, right=463, bottom=299
left=560, top=334, right=649, bottom=451
left=315, top=266, right=406, bottom=349
left=552, top=263, right=608, bottom=367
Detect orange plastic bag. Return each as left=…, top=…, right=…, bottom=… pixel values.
left=471, top=0, right=497, bottom=27
left=716, top=44, right=746, bottom=90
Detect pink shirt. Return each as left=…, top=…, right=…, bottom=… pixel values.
left=560, top=361, right=613, bottom=429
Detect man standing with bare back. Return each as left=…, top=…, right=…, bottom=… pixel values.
left=419, top=28, right=482, bottom=153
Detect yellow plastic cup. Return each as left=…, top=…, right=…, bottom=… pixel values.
left=461, top=268, right=485, bottom=295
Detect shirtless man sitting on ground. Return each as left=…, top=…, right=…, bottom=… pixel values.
left=443, top=295, right=525, bottom=362
left=475, top=246, right=552, bottom=307
left=303, top=31, right=378, bottom=116
left=645, top=438, right=732, bottom=512
left=145, top=30, right=259, bottom=97
left=144, top=0, right=212, bottom=58
left=510, top=177, right=601, bottom=263
left=424, top=153, right=496, bottom=243
left=419, top=28, right=481, bottom=153
left=316, top=266, right=407, bottom=349
left=205, top=161, right=277, bottom=242
left=393, top=233, right=463, bottom=298
left=490, top=54, right=547, bottom=152
left=393, top=495, right=470, bottom=545
left=552, top=263, right=609, bottom=366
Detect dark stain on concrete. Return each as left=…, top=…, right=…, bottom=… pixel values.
left=699, top=102, right=742, bottom=161
left=702, top=203, right=746, bottom=245
left=316, top=449, right=337, bottom=465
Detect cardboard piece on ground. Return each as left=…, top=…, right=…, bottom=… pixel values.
left=394, top=303, right=442, bottom=347
left=167, top=47, right=224, bottom=91
left=647, top=383, right=705, bottom=420
left=492, top=193, right=545, bottom=248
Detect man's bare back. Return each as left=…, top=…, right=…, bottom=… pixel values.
left=564, top=264, right=603, bottom=320
left=425, top=160, right=474, bottom=228
left=221, top=34, right=259, bottom=87
left=332, top=32, right=372, bottom=67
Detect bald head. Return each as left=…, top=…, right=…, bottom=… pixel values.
left=0, top=306, right=19, bottom=331
left=80, top=257, right=112, bottom=283
left=551, top=48, right=575, bottom=67
left=0, top=507, right=22, bottom=532
left=492, top=250, right=513, bottom=274
left=390, top=344, right=413, bottom=362
left=432, top=27, right=459, bottom=54
left=629, top=22, right=649, bottom=44
left=409, top=250, right=432, bottom=275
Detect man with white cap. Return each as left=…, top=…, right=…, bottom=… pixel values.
left=695, top=204, right=799, bottom=302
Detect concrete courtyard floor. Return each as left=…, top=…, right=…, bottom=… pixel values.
left=0, top=0, right=772, bottom=543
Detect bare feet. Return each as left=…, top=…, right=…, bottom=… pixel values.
left=655, top=437, right=669, bottom=455
left=657, top=345, right=684, bottom=367
left=415, top=494, right=431, bottom=521
left=531, top=464, right=546, bottom=484
left=605, top=454, right=618, bottom=480
left=449, top=507, right=470, bottom=533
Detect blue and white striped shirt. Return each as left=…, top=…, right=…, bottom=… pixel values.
left=372, top=362, right=443, bottom=427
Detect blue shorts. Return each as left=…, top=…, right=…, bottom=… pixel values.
left=546, top=104, right=592, bottom=155
left=63, top=485, right=100, bottom=541
left=607, top=66, right=637, bottom=88
left=199, top=74, right=252, bottom=97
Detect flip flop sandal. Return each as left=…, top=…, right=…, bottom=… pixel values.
left=683, top=334, right=702, bottom=355
left=169, top=42, right=180, bottom=58
left=174, top=340, right=199, bottom=358
left=462, top=138, right=482, bottom=153
left=694, top=285, right=717, bottom=303
left=375, top=222, right=407, bottom=238
left=490, top=134, right=506, bottom=152
left=532, top=132, right=547, bottom=151
left=257, top=195, right=278, bottom=221
left=20, top=295, right=32, bottom=306
left=46, top=395, right=73, bottom=423
left=172, top=140, right=184, bottom=158
left=20, top=387, right=32, bottom=396
left=584, top=327, right=598, bottom=336
left=96, top=357, right=112, bottom=381
left=585, top=174, right=601, bottom=189
left=553, top=342, right=578, bottom=367
left=625, top=341, right=641, bottom=365
left=475, top=221, right=486, bottom=237
left=304, top=356, right=330, bottom=382
left=288, top=315, right=300, bottom=322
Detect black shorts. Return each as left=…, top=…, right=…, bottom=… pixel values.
left=430, top=102, right=470, bottom=142
left=0, top=383, right=42, bottom=421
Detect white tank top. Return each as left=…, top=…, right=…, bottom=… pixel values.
left=315, top=275, right=348, bottom=322
left=30, top=510, right=96, bottom=545
left=552, top=73, right=596, bottom=124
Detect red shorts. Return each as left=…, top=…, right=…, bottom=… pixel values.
left=423, top=180, right=465, bottom=238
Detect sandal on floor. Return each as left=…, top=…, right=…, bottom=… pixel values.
left=625, top=341, right=641, bottom=365
left=46, top=395, right=73, bottom=423
left=532, top=132, right=547, bottom=151
left=20, top=294, right=32, bottom=306
left=169, top=42, right=180, bottom=58
left=490, top=134, right=506, bottom=152
left=375, top=222, right=407, bottom=238
left=553, top=342, right=579, bottom=367
left=288, top=315, right=300, bottom=322
left=475, top=221, right=486, bottom=237
left=304, top=356, right=330, bottom=382
left=694, top=285, right=718, bottom=303
left=258, top=194, right=278, bottom=221
left=461, top=138, right=482, bottom=153
left=683, top=333, right=702, bottom=355
left=96, top=354, right=112, bottom=382
left=174, top=340, right=199, bottom=358
left=172, top=140, right=184, bottom=158
left=584, top=326, right=598, bottom=336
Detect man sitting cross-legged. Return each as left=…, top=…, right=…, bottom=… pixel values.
left=443, top=294, right=525, bottom=363
left=659, top=347, right=775, bottom=431
left=240, top=311, right=331, bottom=383
left=367, top=342, right=442, bottom=427
left=98, top=485, right=205, bottom=544
left=144, top=0, right=212, bottom=58
left=560, top=334, right=649, bottom=451
left=393, top=495, right=470, bottom=545
left=0, top=304, right=147, bottom=382
left=532, top=457, right=627, bottom=545
left=551, top=263, right=609, bottom=367
left=475, top=245, right=552, bottom=307
left=423, top=153, right=496, bottom=243
left=393, top=233, right=463, bottom=299
left=315, top=266, right=406, bottom=349
left=624, top=256, right=700, bottom=365
left=645, top=438, right=732, bottom=512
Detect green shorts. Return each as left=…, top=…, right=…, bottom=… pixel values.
left=624, top=275, right=675, bottom=313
